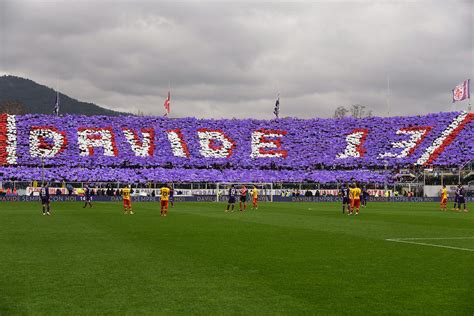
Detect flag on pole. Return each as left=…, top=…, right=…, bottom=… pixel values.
left=273, top=94, right=280, bottom=119
left=164, top=90, right=170, bottom=116
left=53, top=91, right=60, bottom=116
left=452, top=79, right=470, bottom=103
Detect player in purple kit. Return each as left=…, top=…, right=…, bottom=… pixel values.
left=39, top=183, right=51, bottom=215
left=83, top=184, right=92, bottom=208
left=455, top=185, right=468, bottom=212
left=339, top=183, right=350, bottom=214
left=225, top=184, right=237, bottom=212
left=169, top=184, right=174, bottom=208
left=361, top=185, right=369, bottom=208
left=452, top=186, right=460, bottom=210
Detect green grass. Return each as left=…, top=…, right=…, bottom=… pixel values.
left=0, top=201, right=472, bottom=315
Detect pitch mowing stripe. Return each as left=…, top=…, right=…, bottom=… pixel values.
left=385, top=238, right=474, bottom=252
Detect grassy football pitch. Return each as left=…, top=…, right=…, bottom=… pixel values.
left=0, top=201, right=472, bottom=315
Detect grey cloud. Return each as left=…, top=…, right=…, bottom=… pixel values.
left=1, top=0, right=472, bottom=119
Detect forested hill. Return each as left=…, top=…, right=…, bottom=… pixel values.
left=0, top=75, right=128, bottom=116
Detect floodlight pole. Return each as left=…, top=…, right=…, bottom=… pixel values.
left=386, top=75, right=390, bottom=117
left=458, top=166, right=461, bottom=185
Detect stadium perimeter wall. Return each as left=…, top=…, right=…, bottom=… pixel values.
left=1, top=195, right=472, bottom=203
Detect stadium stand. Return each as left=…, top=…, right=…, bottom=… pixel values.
left=0, top=111, right=472, bottom=185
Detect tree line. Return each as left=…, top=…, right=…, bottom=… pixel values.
left=333, top=104, right=373, bottom=119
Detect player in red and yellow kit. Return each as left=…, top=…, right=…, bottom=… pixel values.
left=251, top=186, right=259, bottom=210
left=122, top=185, right=133, bottom=214
left=239, top=185, right=248, bottom=211
left=440, top=185, right=448, bottom=211
left=349, top=184, right=362, bottom=215
left=160, top=185, right=171, bottom=216
left=348, top=185, right=354, bottom=215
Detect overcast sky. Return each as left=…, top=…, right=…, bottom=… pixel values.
left=0, top=0, right=472, bottom=118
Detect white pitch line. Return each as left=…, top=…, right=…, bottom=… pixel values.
left=385, top=238, right=474, bottom=252
left=387, top=237, right=474, bottom=241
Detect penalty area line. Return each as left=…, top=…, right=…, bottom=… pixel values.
left=385, top=237, right=474, bottom=252
left=387, top=237, right=474, bottom=241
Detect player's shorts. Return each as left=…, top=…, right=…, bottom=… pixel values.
left=253, top=197, right=257, bottom=204
left=352, top=199, right=360, bottom=209
left=161, top=200, right=169, bottom=209
left=169, top=196, right=174, bottom=202
left=458, top=197, right=466, bottom=204
left=228, top=196, right=236, bottom=204
left=342, top=197, right=349, bottom=204
left=240, top=196, right=247, bottom=203
left=123, top=199, right=131, bottom=208
left=85, top=196, right=92, bottom=202
left=441, top=197, right=447, bottom=205
left=41, top=198, right=49, bottom=205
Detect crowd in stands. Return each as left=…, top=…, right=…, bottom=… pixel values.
left=0, top=111, right=471, bottom=184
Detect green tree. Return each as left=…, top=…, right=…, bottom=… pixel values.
left=0, top=100, right=26, bottom=114
left=333, top=106, right=348, bottom=119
